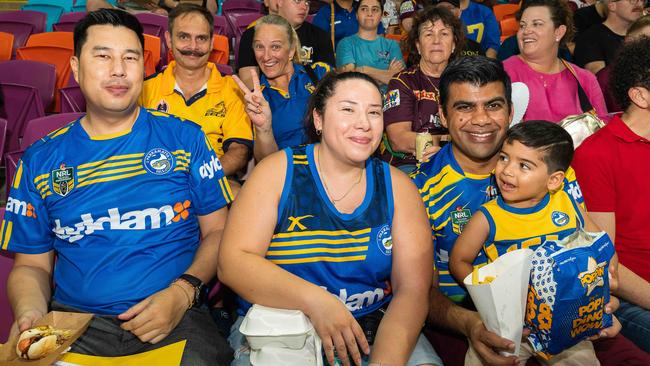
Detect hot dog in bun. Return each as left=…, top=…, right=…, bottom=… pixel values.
left=15, top=325, right=72, bottom=360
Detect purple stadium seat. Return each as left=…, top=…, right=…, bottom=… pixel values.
left=134, top=13, right=169, bottom=67
left=4, top=113, right=82, bottom=197
left=135, top=12, right=168, bottom=39
left=0, top=83, right=45, bottom=152
left=21, top=112, right=84, bottom=150
left=226, top=12, right=262, bottom=40
left=0, top=60, right=56, bottom=111
left=213, top=14, right=229, bottom=38
left=0, top=118, right=7, bottom=162
left=0, top=10, right=46, bottom=57
left=221, top=0, right=262, bottom=15
left=216, top=63, right=234, bottom=75
left=0, top=209, right=14, bottom=344
left=59, top=85, right=86, bottom=113
left=53, top=11, right=86, bottom=32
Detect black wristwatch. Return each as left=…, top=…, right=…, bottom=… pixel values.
left=178, top=274, right=207, bottom=308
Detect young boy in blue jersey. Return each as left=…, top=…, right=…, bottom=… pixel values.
left=450, top=120, right=617, bottom=364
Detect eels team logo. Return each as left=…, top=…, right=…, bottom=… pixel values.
left=376, top=224, right=393, bottom=256
left=144, top=148, right=174, bottom=175
left=51, top=164, right=74, bottom=197
left=551, top=211, right=570, bottom=227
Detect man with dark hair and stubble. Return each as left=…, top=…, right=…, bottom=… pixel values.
left=4, top=9, right=233, bottom=365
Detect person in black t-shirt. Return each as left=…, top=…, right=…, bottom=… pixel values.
left=573, top=1, right=608, bottom=39
left=574, top=0, right=643, bottom=74
left=237, top=0, right=335, bottom=89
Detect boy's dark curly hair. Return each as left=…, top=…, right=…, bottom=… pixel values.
left=611, top=36, right=650, bottom=111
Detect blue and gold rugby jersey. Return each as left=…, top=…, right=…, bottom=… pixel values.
left=411, top=144, right=496, bottom=304
left=479, top=191, right=585, bottom=262
left=412, top=142, right=586, bottom=304
left=1, top=107, right=232, bottom=315
left=238, top=144, right=394, bottom=317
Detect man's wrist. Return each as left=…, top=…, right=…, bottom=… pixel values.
left=171, top=278, right=196, bottom=307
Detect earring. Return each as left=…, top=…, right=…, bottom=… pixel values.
left=555, top=38, right=560, bottom=42
left=316, top=129, right=322, bottom=136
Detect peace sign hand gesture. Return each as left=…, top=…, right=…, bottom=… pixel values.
left=233, top=69, right=273, bottom=133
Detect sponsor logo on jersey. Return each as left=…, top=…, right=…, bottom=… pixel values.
left=451, top=206, right=471, bottom=235
left=551, top=211, right=570, bottom=227
left=377, top=50, right=390, bottom=62
left=304, top=82, right=316, bottom=94
left=199, top=155, right=223, bottom=179
left=205, top=101, right=226, bottom=117
left=300, top=46, right=314, bottom=64
left=144, top=148, right=174, bottom=175
left=6, top=197, right=37, bottom=218
left=413, top=90, right=439, bottom=102
left=565, top=181, right=583, bottom=203
left=287, top=215, right=313, bottom=231
left=335, top=286, right=389, bottom=312
left=51, top=164, right=74, bottom=197
left=376, top=224, right=392, bottom=256
left=578, top=257, right=606, bottom=296
left=156, top=99, right=169, bottom=112
left=484, top=185, right=498, bottom=200
left=53, top=201, right=191, bottom=243
left=383, top=89, right=400, bottom=111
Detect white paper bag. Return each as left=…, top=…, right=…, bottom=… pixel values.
left=463, top=249, right=534, bottom=356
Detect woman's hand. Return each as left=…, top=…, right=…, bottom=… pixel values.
left=233, top=69, right=273, bottom=133
left=388, top=59, right=405, bottom=75
left=307, top=292, right=370, bottom=366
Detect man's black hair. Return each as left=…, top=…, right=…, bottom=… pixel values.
left=74, top=9, right=144, bottom=58
left=611, top=36, right=650, bottom=111
left=439, top=56, right=512, bottom=115
left=505, top=120, right=574, bottom=173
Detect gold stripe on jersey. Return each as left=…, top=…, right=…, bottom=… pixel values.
left=2, top=220, right=12, bottom=250
left=270, top=255, right=367, bottom=264
left=218, top=177, right=233, bottom=203
left=77, top=153, right=145, bottom=169
left=13, top=161, right=23, bottom=189
left=78, top=165, right=144, bottom=182
left=269, top=236, right=370, bottom=247
left=77, top=170, right=148, bottom=188
left=273, top=227, right=371, bottom=239
left=77, top=159, right=142, bottom=176
left=48, top=126, right=71, bottom=140
left=293, top=154, right=308, bottom=165
left=33, top=172, right=50, bottom=185
left=268, top=246, right=369, bottom=256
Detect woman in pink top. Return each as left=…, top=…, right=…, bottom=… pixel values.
left=503, top=0, right=608, bottom=123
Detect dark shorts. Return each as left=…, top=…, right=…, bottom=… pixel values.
left=51, top=301, right=233, bottom=366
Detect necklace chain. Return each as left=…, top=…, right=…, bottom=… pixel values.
left=317, top=147, right=364, bottom=205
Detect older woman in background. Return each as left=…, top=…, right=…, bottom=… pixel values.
left=381, top=6, right=463, bottom=172
left=234, top=15, right=330, bottom=162
left=503, top=0, right=608, bottom=122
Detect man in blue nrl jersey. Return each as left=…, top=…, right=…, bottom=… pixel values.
left=3, top=9, right=232, bottom=365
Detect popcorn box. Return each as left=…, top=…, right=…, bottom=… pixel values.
left=526, top=230, right=615, bottom=358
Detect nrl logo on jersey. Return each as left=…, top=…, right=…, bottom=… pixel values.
left=451, top=206, right=471, bottom=235
left=51, top=164, right=74, bottom=197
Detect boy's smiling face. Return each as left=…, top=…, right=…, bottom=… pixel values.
left=495, top=140, right=563, bottom=208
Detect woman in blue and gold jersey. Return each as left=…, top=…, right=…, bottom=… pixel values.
left=219, top=72, right=441, bottom=366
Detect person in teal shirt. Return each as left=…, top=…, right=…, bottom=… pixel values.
left=336, top=0, right=404, bottom=92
